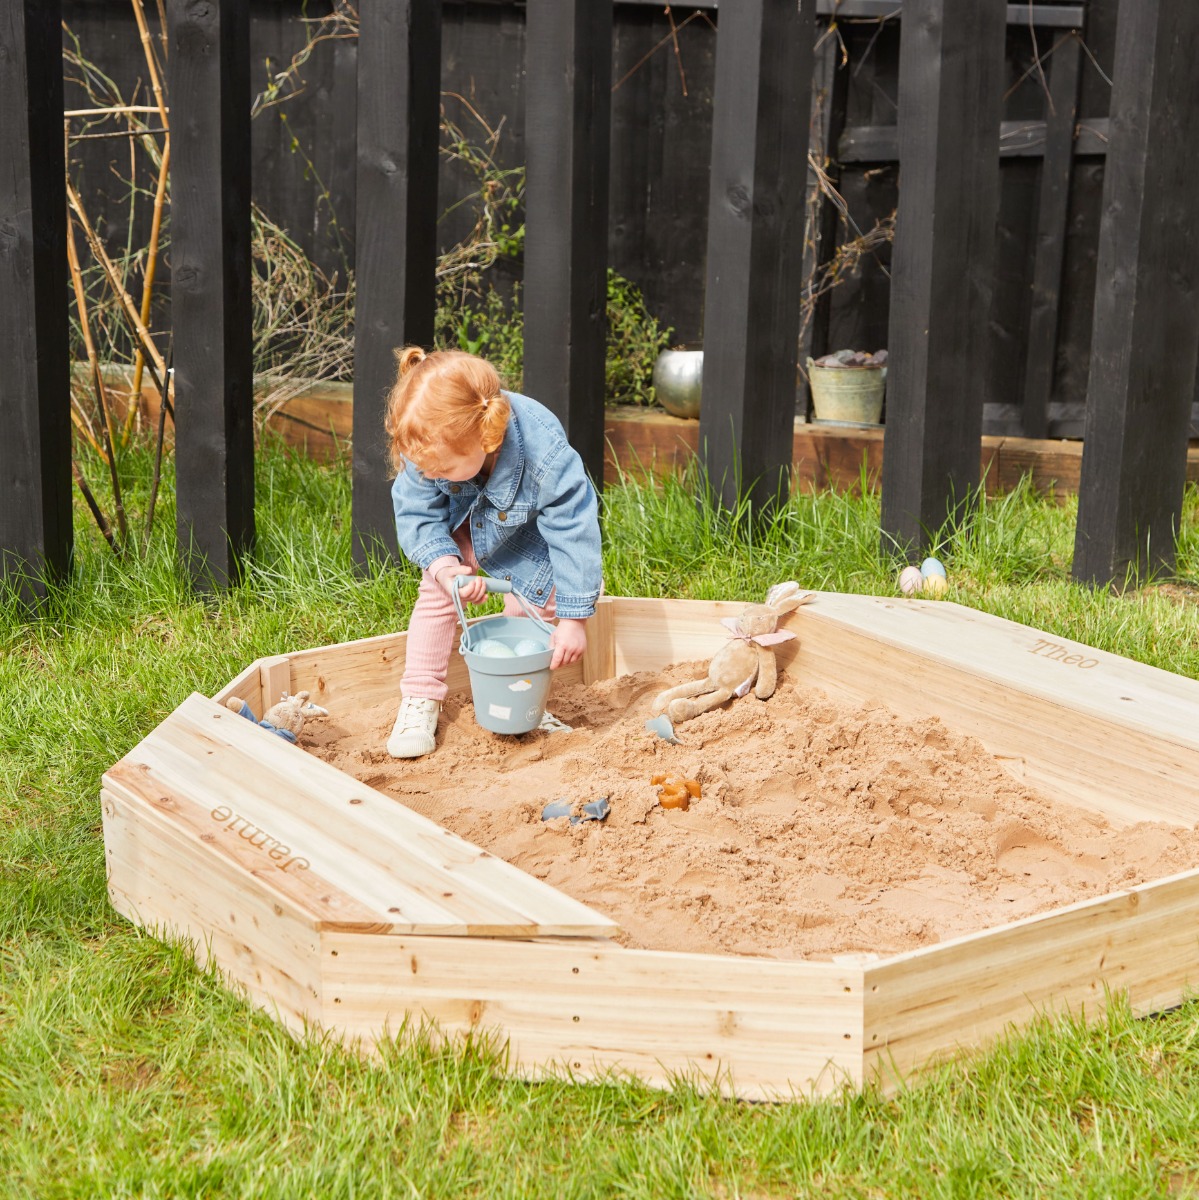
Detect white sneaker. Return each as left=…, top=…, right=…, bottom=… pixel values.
left=387, top=696, right=440, bottom=758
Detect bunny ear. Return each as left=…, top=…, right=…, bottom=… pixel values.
left=765, top=581, right=815, bottom=614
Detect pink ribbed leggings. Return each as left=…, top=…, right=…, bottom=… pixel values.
left=400, top=523, right=556, bottom=702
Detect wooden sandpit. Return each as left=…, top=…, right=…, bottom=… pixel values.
left=102, top=594, right=1199, bottom=1100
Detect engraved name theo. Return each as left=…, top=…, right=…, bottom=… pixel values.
left=209, top=805, right=310, bottom=873
left=1028, top=638, right=1098, bottom=669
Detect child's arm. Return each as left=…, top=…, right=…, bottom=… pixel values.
left=533, top=445, right=603, bottom=621
left=548, top=618, right=587, bottom=670
left=390, top=464, right=460, bottom=568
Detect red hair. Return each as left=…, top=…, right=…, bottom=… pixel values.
left=384, top=347, right=511, bottom=474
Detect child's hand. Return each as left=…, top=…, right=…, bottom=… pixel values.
left=549, top=618, right=587, bottom=669
left=437, top=565, right=488, bottom=604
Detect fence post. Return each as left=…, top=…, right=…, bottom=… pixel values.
left=700, top=0, right=814, bottom=515
left=352, top=0, right=442, bottom=567
left=523, top=0, right=613, bottom=488
left=170, top=0, right=255, bottom=590
left=879, top=0, right=1005, bottom=554
left=1073, top=0, right=1199, bottom=586
left=0, top=0, right=72, bottom=603
left=1020, top=31, right=1082, bottom=439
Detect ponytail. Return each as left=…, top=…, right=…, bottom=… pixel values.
left=394, top=345, right=427, bottom=378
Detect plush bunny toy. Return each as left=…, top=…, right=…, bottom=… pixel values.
left=225, top=691, right=328, bottom=744
left=651, top=582, right=812, bottom=725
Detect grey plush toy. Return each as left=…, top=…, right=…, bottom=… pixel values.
left=225, top=690, right=328, bottom=744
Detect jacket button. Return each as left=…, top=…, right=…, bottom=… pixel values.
left=450, top=485, right=461, bottom=494
left=475, top=522, right=482, bottom=529
left=498, top=512, right=507, bottom=521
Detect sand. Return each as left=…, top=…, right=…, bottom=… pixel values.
left=302, top=663, right=1199, bottom=962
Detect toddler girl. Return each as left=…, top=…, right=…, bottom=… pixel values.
left=384, top=346, right=603, bottom=757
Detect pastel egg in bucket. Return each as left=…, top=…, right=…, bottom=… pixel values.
left=453, top=577, right=556, bottom=734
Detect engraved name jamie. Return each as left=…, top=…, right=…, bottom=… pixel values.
left=209, top=805, right=310, bottom=873
left=1029, top=638, right=1098, bottom=669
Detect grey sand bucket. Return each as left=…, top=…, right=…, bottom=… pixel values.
left=452, top=577, right=556, bottom=734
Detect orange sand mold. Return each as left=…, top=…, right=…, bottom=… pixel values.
left=304, top=663, right=1199, bottom=962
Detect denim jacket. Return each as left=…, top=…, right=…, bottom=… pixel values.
left=391, top=392, right=602, bottom=619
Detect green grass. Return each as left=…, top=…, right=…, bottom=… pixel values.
left=5, top=440, right=1199, bottom=1198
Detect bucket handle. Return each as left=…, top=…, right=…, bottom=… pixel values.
left=452, top=576, right=557, bottom=651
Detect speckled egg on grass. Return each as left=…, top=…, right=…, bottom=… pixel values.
left=922, top=572, right=948, bottom=597
left=898, top=566, right=924, bottom=596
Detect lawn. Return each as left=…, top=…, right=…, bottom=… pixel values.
left=4, top=440, right=1199, bottom=1198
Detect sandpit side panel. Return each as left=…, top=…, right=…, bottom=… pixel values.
left=582, top=597, right=617, bottom=683
left=790, top=596, right=1199, bottom=827
left=102, top=786, right=324, bottom=1034
left=862, top=867, right=1199, bottom=1091
left=609, top=597, right=767, bottom=678
left=211, top=657, right=264, bottom=715
left=104, top=692, right=617, bottom=939
left=258, top=654, right=292, bottom=707
left=319, top=932, right=866, bottom=1101
left=282, top=627, right=593, bottom=714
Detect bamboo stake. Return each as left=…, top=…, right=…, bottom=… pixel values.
left=154, top=0, right=168, bottom=62
left=70, top=402, right=105, bottom=458
left=123, top=1, right=172, bottom=439
left=131, top=0, right=169, bottom=127
left=65, top=176, right=167, bottom=380
left=127, top=135, right=171, bottom=439
left=66, top=204, right=128, bottom=550
left=72, top=460, right=121, bottom=557
left=63, top=105, right=165, bottom=118
left=145, top=346, right=173, bottom=548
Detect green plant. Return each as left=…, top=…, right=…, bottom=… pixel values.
left=604, top=269, right=674, bottom=407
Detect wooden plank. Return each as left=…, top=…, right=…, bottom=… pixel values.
left=258, top=655, right=292, bottom=709
left=351, top=0, right=441, bottom=566
left=993, top=435, right=1082, bottom=498
left=1073, top=0, right=1199, bottom=585
left=103, top=762, right=395, bottom=934
left=792, top=424, right=885, bottom=495
left=0, top=0, right=72, bottom=602
left=880, top=0, right=1006, bottom=554
left=285, top=631, right=409, bottom=713
left=1020, top=34, right=1082, bottom=438
left=102, top=787, right=324, bottom=1033
left=523, top=0, right=613, bottom=488
left=788, top=593, right=1199, bottom=828
left=839, top=117, right=1108, bottom=163
left=699, top=0, right=814, bottom=515
left=282, top=622, right=587, bottom=715
left=169, top=0, right=255, bottom=590
left=863, top=867, right=1199, bottom=1090
left=619, top=0, right=1087, bottom=24
left=211, top=659, right=264, bottom=715
left=581, top=597, right=616, bottom=686
left=106, top=692, right=617, bottom=938
left=321, top=933, right=864, bottom=1101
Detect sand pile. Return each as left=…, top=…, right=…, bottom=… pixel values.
left=303, top=664, right=1199, bottom=961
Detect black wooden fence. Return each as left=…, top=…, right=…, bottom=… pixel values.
left=4, top=0, right=1199, bottom=598
left=57, top=0, right=1146, bottom=437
